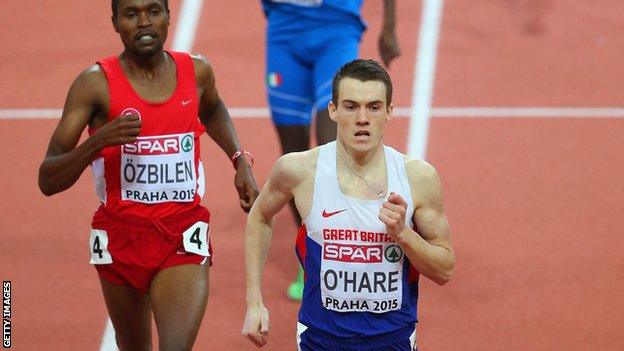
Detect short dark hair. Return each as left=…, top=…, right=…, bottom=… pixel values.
left=332, top=59, right=393, bottom=107
left=112, top=0, right=169, bottom=18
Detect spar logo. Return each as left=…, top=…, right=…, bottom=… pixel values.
left=323, top=243, right=383, bottom=263
left=181, top=135, right=193, bottom=152
left=123, top=136, right=180, bottom=155
left=384, top=245, right=403, bottom=263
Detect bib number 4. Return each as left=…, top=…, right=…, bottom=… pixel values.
left=182, top=221, right=210, bottom=256
left=89, top=229, right=113, bottom=264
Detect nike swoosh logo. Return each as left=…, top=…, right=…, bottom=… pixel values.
left=182, top=99, right=192, bottom=106
left=322, top=208, right=347, bottom=218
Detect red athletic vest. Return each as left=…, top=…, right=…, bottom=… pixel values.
left=90, top=51, right=206, bottom=218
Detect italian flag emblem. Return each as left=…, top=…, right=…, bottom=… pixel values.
left=267, top=72, right=282, bottom=87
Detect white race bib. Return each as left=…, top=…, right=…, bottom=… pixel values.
left=121, top=133, right=197, bottom=204
left=182, top=221, right=210, bottom=257
left=89, top=229, right=113, bottom=264
left=320, top=242, right=403, bottom=313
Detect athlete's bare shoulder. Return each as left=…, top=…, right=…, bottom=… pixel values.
left=190, top=53, right=210, bottom=67
left=402, top=155, right=443, bottom=205
left=72, top=64, right=108, bottom=97
left=189, top=54, right=218, bottom=109
left=190, top=54, right=214, bottom=83
left=402, top=156, right=437, bottom=180
left=81, top=64, right=106, bottom=78
left=62, top=64, right=109, bottom=123
left=271, top=148, right=319, bottom=191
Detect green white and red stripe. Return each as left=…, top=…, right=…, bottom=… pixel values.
left=267, top=72, right=283, bottom=87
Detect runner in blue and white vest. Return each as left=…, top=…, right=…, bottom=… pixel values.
left=243, top=59, right=454, bottom=351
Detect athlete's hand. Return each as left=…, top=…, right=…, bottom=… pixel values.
left=379, top=192, right=408, bottom=239
left=235, top=160, right=259, bottom=213
left=242, top=302, right=270, bottom=347
left=378, top=28, right=401, bottom=67
left=92, top=114, right=142, bottom=148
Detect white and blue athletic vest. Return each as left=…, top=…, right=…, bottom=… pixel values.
left=295, top=141, right=420, bottom=338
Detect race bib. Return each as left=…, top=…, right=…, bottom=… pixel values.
left=89, top=229, right=112, bottom=264
left=320, top=241, right=404, bottom=313
left=182, top=221, right=210, bottom=256
left=121, top=133, right=196, bottom=204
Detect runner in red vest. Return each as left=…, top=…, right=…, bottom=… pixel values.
left=38, top=0, right=259, bottom=349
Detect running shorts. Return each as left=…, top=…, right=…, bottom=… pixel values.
left=89, top=205, right=212, bottom=294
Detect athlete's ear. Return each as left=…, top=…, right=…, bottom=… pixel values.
left=385, top=103, right=393, bottom=122
left=328, top=101, right=338, bottom=121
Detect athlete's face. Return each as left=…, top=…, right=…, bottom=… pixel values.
left=329, top=77, right=392, bottom=154
left=112, top=0, right=170, bottom=57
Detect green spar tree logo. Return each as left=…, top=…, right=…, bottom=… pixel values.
left=384, top=245, right=403, bottom=263
left=181, top=135, right=193, bottom=152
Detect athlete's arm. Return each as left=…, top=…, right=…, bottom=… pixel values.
left=379, top=0, right=401, bottom=67
left=193, top=55, right=259, bottom=212
left=38, top=66, right=141, bottom=196
left=378, top=160, right=454, bottom=285
left=242, top=153, right=307, bottom=347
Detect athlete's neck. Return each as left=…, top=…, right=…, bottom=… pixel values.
left=336, top=140, right=384, bottom=173
left=120, top=50, right=169, bottom=81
